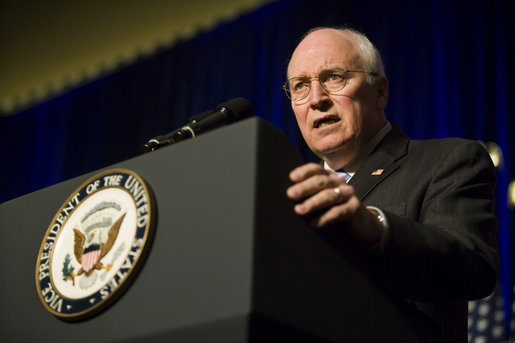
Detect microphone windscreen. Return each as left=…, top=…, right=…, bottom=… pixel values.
left=216, top=97, right=253, bottom=120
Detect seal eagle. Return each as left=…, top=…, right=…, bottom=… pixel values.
left=68, top=213, right=125, bottom=282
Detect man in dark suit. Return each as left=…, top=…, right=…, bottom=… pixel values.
left=285, top=27, right=498, bottom=342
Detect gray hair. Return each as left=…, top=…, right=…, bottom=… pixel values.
left=301, top=26, right=385, bottom=84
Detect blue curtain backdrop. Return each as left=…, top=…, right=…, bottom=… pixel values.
left=0, top=0, right=513, bottom=340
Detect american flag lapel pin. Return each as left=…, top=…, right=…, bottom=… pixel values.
left=371, top=169, right=384, bottom=176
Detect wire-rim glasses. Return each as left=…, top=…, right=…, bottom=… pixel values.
left=282, top=68, right=377, bottom=102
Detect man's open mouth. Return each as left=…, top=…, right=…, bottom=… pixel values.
left=314, top=116, right=340, bottom=128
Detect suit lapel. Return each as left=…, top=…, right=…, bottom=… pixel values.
left=348, top=126, right=409, bottom=201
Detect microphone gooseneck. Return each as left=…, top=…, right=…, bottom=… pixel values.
left=142, top=97, right=253, bottom=152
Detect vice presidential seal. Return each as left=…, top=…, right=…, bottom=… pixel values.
left=35, top=168, right=156, bottom=320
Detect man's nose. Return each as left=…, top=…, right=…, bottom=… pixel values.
left=309, top=80, right=331, bottom=108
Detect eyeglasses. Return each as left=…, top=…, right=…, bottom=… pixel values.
left=282, top=68, right=377, bottom=102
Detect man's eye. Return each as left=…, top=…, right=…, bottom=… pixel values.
left=327, top=73, right=344, bottom=82
left=293, top=81, right=308, bottom=91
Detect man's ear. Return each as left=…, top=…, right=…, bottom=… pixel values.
left=376, top=76, right=388, bottom=111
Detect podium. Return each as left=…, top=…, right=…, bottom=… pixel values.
left=0, top=118, right=419, bottom=342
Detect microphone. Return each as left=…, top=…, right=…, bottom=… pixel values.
left=142, top=97, right=253, bottom=152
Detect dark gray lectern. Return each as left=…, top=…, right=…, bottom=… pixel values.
left=0, top=118, right=418, bottom=342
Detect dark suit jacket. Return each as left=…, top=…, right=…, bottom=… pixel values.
left=348, top=125, right=499, bottom=343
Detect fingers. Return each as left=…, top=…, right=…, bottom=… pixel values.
left=286, top=163, right=361, bottom=229
left=289, top=163, right=328, bottom=183
left=309, top=194, right=361, bottom=228
left=287, top=163, right=345, bottom=201
left=286, top=164, right=383, bottom=246
left=293, top=185, right=353, bottom=216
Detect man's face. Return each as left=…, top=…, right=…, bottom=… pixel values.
left=288, top=29, right=387, bottom=168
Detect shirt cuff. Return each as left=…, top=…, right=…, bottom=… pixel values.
left=366, top=205, right=388, bottom=229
